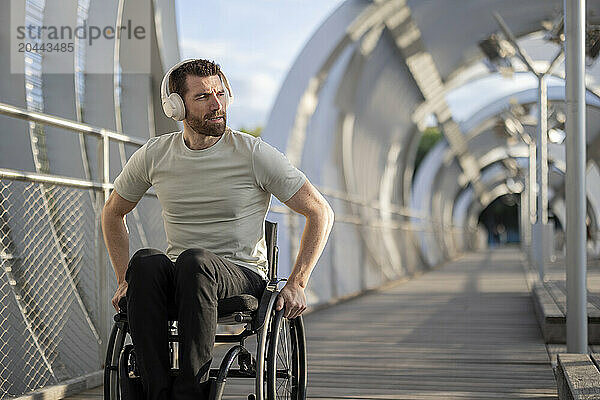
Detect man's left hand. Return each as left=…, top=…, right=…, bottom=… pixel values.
left=275, top=281, right=307, bottom=319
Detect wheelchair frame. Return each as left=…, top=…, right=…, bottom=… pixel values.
left=103, top=220, right=307, bottom=400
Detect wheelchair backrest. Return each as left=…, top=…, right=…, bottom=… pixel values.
left=264, top=220, right=278, bottom=282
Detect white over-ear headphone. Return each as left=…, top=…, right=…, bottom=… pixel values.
left=160, top=59, right=234, bottom=121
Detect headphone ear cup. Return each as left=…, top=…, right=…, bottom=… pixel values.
left=168, top=93, right=185, bottom=121
left=224, top=90, right=230, bottom=108
left=218, top=71, right=233, bottom=108
left=162, top=98, right=174, bottom=119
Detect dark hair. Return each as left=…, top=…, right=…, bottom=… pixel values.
left=169, top=59, right=221, bottom=98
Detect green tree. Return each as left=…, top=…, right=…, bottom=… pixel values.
left=238, top=126, right=263, bottom=137
left=413, top=126, right=442, bottom=176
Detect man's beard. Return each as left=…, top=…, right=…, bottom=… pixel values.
left=187, top=111, right=227, bottom=137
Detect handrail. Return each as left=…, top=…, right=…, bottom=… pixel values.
left=317, top=187, right=424, bottom=218
left=0, top=167, right=157, bottom=197
left=0, top=168, right=471, bottom=232
left=0, top=167, right=109, bottom=190
left=0, top=168, right=438, bottom=230
left=0, top=102, right=146, bottom=146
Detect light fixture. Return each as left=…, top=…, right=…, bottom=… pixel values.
left=548, top=128, right=566, bottom=144
left=478, top=34, right=515, bottom=74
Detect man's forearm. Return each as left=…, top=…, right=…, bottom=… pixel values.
left=287, top=208, right=334, bottom=288
left=101, top=211, right=130, bottom=285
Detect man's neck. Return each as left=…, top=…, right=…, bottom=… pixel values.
left=182, top=124, right=223, bottom=150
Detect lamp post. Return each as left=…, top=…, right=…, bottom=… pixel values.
left=565, top=0, right=588, bottom=354
left=493, top=13, right=563, bottom=281
left=493, top=2, right=590, bottom=353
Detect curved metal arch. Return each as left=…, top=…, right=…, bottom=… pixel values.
left=263, top=0, right=403, bottom=157
left=465, top=183, right=520, bottom=234
left=416, top=139, right=524, bottom=257
left=447, top=79, right=600, bottom=240
left=265, top=1, right=426, bottom=278
left=265, top=0, right=600, bottom=276
left=335, top=23, right=428, bottom=278
left=459, top=79, right=600, bottom=137
left=411, top=35, right=600, bottom=241
left=407, top=0, right=600, bottom=82
left=457, top=149, right=600, bottom=240
left=435, top=159, right=465, bottom=258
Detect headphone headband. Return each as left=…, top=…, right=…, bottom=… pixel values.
left=160, top=59, right=234, bottom=121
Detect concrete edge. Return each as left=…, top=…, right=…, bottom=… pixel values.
left=554, top=358, right=573, bottom=400
left=529, top=280, right=600, bottom=344
left=8, top=370, right=103, bottom=400
left=556, top=354, right=600, bottom=399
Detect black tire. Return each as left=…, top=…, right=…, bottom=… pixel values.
left=266, top=309, right=307, bottom=400
left=105, top=322, right=127, bottom=400
left=255, top=290, right=278, bottom=400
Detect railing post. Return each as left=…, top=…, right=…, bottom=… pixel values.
left=534, top=74, right=549, bottom=281
left=528, top=136, right=537, bottom=266
left=97, top=134, right=110, bottom=362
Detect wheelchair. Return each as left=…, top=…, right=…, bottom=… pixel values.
left=103, top=221, right=307, bottom=400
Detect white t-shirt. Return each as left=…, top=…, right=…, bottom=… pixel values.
left=113, top=128, right=306, bottom=278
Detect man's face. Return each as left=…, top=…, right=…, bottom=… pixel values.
left=183, top=74, right=227, bottom=137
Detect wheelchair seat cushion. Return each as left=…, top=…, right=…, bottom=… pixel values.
left=117, top=294, right=259, bottom=319
left=217, top=294, right=259, bottom=317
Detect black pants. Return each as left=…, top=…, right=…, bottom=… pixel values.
left=125, top=248, right=266, bottom=400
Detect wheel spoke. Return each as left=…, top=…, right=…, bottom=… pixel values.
left=277, top=323, right=292, bottom=399
left=283, top=321, right=290, bottom=365
left=277, top=345, right=287, bottom=367
left=277, top=324, right=289, bottom=369
left=276, top=377, right=291, bottom=399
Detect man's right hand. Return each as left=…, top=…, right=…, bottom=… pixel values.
left=112, top=281, right=128, bottom=312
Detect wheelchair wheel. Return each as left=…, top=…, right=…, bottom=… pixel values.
left=266, top=309, right=307, bottom=399
left=104, top=322, right=127, bottom=400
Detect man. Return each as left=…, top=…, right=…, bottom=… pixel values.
left=101, top=59, right=334, bottom=400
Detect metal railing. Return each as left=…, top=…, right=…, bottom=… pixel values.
left=0, top=101, right=153, bottom=398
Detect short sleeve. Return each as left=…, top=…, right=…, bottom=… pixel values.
left=252, top=138, right=306, bottom=202
left=113, top=143, right=151, bottom=202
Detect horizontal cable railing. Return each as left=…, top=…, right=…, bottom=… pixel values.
left=0, top=166, right=449, bottom=231
left=0, top=102, right=146, bottom=146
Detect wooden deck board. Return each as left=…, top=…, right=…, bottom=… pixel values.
left=65, top=248, right=557, bottom=399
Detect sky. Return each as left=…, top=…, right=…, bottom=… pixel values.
left=174, top=0, right=345, bottom=130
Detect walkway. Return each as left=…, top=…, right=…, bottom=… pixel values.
left=66, top=248, right=557, bottom=399
left=303, top=248, right=556, bottom=399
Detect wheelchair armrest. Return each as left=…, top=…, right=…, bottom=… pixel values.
left=118, top=297, right=128, bottom=312
left=252, top=282, right=281, bottom=330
